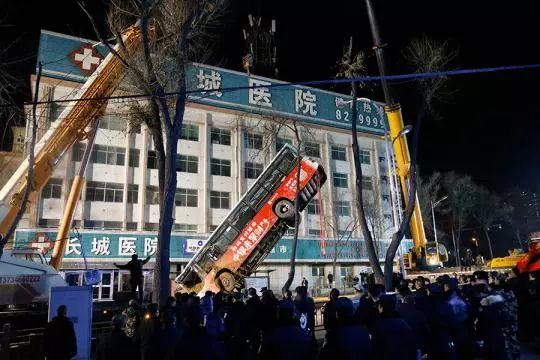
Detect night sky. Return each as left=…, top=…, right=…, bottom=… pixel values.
left=2, top=0, right=539, bottom=192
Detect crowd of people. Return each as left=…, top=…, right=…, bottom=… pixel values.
left=86, top=269, right=540, bottom=360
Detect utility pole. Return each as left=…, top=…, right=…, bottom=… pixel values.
left=364, top=0, right=429, bottom=268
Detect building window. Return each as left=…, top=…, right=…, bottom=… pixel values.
left=379, top=156, right=386, bottom=163
left=84, top=220, right=123, bottom=230
left=336, top=201, right=350, bottom=217
left=129, top=149, right=140, bottom=167
left=98, top=116, right=125, bottom=132
left=174, top=224, right=198, bottom=233
left=338, top=230, right=352, bottom=238
left=331, top=145, right=347, bottom=161
left=360, top=149, right=371, bottom=165
left=127, top=184, right=139, bottom=204
left=144, top=222, right=159, bottom=231
left=147, top=150, right=158, bottom=169
left=180, top=123, right=199, bottom=141
left=126, top=222, right=138, bottom=231
left=146, top=186, right=160, bottom=205
left=86, top=181, right=123, bottom=203
left=382, top=194, right=390, bottom=202
left=304, top=141, right=320, bottom=158
left=244, top=162, right=263, bottom=179
left=210, top=158, right=231, bottom=177
left=244, top=132, right=263, bottom=150
left=311, top=265, right=325, bottom=277
left=210, top=191, right=230, bottom=209
left=307, top=200, right=321, bottom=215
left=175, top=188, right=198, bottom=207
left=176, top=155, right=198, bottom=173
left=276, top=137, right=292, bottom=152
left=42, top=178, right=62, bottom=199
left=38, top=218, right=60, bottom=228
left=209, top=225, right=218, bottom=233
left=210, top=127, right=231, bottom=145
left=380, top=175, right=388, bottom=185
left=285, top=228, right=296, bottom=236
left=92, top=144, right=125, bottom=166
left=308, top=229, right=323, bottom=237
left=340, top=266, right=353, bottom=285
left=362, top=176, right=373, bottom=190
left=333, top=173, right=348, bottom=188
left=73, top=143, right=126, bottom=166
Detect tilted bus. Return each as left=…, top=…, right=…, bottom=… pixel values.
left=175, top=144, right=326, bottom=294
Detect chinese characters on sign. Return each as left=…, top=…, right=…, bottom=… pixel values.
left=196, top=69, right=222, bottom=97
left=295, top=89, right=317, bottom=116
left=91, top=237, right=111, bottom=256
left=119, top=237, right=137, bottom=256
left=248, top=78, right=272, bottom=107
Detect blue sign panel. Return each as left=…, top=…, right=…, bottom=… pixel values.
left=37, top=30, right=387, bottom=135
left=14, top=230, right=413, bottom=262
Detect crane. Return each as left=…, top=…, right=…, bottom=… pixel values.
left=0, top=25, right=142, bottom=270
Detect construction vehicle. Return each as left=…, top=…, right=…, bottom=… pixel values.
left=0, top=25, right=143, bottom=305
left=516, top=232, right=540, bottom=273
left=175, top=144, right=326, bottom=294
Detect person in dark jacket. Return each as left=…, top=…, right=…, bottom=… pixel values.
left=43, top=305, right=77, bottom=360
left=259, top=300, right=315, bottom=360
left=320, top=297, right=371, bottom=360
left=139, top=303, right=161, bottom=360
left=98, top=314, right=136, bottom=360
left=245, top=287, right=262, bottom=355
left=372, top=294, right=418, bottom=360
left=353, top=283, right=383, bottom=331
left=322, top=288, right=340, bottom=333
left=293, top=286, right=315, bottom=337
left=396, top=290, right=430, bottom=356
left=114, top=253, right=151, bottom=303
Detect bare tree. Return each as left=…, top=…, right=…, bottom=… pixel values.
left=441, top=171, right=475, bottom=266
left=0, top=63, right=41, bottom=256
left=471, top=185, right=513, bottom=259
left=417, top=171, right=443, bottom=238
left=337, top=38, right=385, bottom=283
left=81, top=0, right=225, bottom=305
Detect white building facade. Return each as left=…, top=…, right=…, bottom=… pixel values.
left=13, top=31, right=411, bottom=300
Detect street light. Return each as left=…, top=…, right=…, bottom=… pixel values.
left=392, top=124, right=413, bottom=144
left=431, top=195, right=448, bottom=257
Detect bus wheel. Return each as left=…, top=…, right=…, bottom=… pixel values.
left=217, top=271, right=236, bottom=293
left=274, top=199, right=295, bottom=219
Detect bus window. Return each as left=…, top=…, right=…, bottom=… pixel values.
left=229, top=205, right=256, bottom=231
left=247, top=186, right=268, bottom=210
left=262, top=168, right=285, bottom=193
left=278, top=152, right=296, bottom=173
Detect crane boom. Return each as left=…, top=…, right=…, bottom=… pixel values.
left=0, top=26, right=141, bottom=244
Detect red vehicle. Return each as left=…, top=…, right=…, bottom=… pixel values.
left=175, top=144, right=326, bottom=294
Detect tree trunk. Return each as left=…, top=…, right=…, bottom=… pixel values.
left=282, top=123, right=301, bottom=294
left=484, top=227, right=494, bottom=259
left=350, top=81, right=384, bottom=284
left=383, top=104, right=425, bottom=291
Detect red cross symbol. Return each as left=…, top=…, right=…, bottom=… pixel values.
left=69, top=44, right=103, bottom=75
left=29, top=232, right=53, bottom=254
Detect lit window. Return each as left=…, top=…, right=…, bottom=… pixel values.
left=331, top=145, right=347, bottom=161
left=211, top=158, right=231, bottom=177
left=244, top=162, right=263, bottom=179
left=210, top=127, right=231, bottom=145
left=333, top=173, right=348, bottom=188
left=210, top=191, right=230, bottom=209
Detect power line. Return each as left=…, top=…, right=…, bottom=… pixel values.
left=2, top=62, right=540, bottom=109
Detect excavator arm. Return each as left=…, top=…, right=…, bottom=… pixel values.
left=0, top=26, right=142, bottom=265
